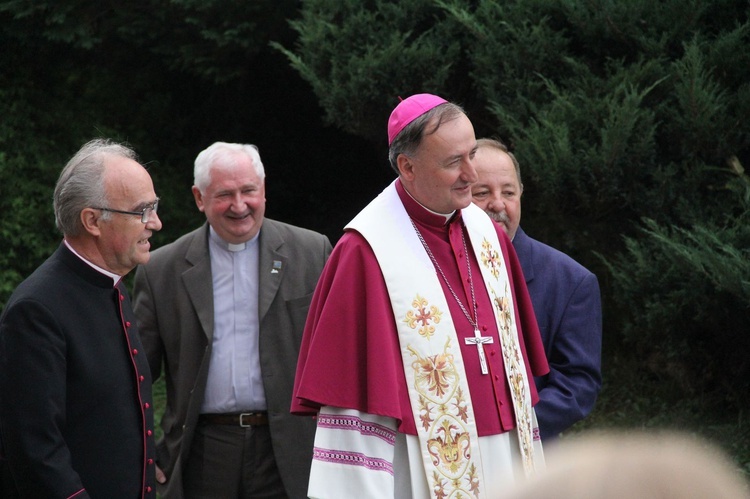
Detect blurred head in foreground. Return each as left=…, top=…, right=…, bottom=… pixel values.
left=502, top=430, right=749, bottom=499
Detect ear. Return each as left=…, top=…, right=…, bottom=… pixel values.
left=80, top=208, right=103, bottom=236
left=192, top=185, right=205, bottom=212
left=397, top=154, right=416, bottom=181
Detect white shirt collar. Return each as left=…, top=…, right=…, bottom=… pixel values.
left=208, top=226, right=259, bottom=252
left=402, top=185, right=455, bottom=222
left=63, top=239, right=121, bottom=286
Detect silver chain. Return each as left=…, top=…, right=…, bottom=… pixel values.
left=409, top=218, right=478, bottom=329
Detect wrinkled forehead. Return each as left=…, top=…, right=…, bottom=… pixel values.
left=417, top=112, right=476, bottom=156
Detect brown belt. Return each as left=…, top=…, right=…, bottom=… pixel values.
left=198, top=412, right=269, bottom=427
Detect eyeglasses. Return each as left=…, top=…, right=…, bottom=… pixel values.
left=93, top=198, right=159, bottom=223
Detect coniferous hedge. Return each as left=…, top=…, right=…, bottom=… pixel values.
left=275, top=0, right=750, bottom=407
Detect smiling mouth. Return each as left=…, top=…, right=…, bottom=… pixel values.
left=228, top=213, right=252, bottom=220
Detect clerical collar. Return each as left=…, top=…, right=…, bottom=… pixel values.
left=63, top=239, right=121, bottom=286
left=208, top=226, right=259, bottom=252
left=421, top=203, right=455, bottom=222
left=396, top=178, right=456, bottom=225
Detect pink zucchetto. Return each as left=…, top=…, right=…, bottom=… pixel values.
left=387, top=93, right=448, bottom=145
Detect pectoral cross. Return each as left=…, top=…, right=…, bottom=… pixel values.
left=465, top=328, right=494, bottom=374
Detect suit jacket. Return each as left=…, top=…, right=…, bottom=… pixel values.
left=512, top=227, right=602, bottom=440
left=133, top=219, right=331, bottom=499
left=0, top=244, right=156, bottom=498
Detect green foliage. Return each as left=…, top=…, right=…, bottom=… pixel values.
left=277, top=0, right=750, bottom=415
left=603, top=167, right=750, bottom=405
left=0, top=0, right=296, bottom=83
left=438, top=0, right=574, bottom=128
left=457, top=0, right=750, bottom=253
left=0, top=148, right=61, bottom=309
left=0, top=53, right=102, bottom=307
left=272, top=0, right=463, bottom=143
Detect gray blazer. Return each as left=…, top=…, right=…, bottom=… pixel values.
left=133, top=219, right=332, bottom=499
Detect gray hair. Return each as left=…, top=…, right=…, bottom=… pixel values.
left=388, top=102, right=466, bottom=174
left=53, top=138, right=138, bottom=237
left=476, top=137, right=523, bottom=186
left=193, top=142, right=265, bottom=193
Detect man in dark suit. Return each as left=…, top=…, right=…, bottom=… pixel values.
left=0, top=138, right=160, bottom=498
left=471, top=138, right=602, bottom=440
left=133, top=142, right=332, bottom=498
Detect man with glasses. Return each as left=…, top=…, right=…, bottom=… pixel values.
left=0, top=138, right=162, bottom=498
left=93, top=198, right=160, bottom=223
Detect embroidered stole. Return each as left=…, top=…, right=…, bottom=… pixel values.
left=347, top=182, right=542, bottom=498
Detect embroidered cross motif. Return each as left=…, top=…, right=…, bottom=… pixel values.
left=464, top=328, right=494, bottom=374
left=481, top=239, right=502, bottom=279
left=404, top=295, right=442, bottom=340
left=415, top=307, right=433, bottom=327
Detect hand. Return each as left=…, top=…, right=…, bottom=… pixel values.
left=156, top=464, right=167, bottom=484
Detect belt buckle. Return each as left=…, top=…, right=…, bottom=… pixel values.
left=239, top=412, right=254, bottom=428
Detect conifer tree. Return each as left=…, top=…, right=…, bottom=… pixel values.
left=277, top=0, right=750, bottom=405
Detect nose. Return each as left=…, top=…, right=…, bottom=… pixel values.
left=461, top=157, right=478, bottom=184
left=230, top=193, right=246, bottom=212
left=487, top=192, right=505, bottom=212
left=147, top=211, right=163, bottom=231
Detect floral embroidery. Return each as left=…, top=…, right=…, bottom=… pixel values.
left=408, top=339, right=456, bottom=399
left=408, top=338, right=477, bottom=497
left=491, top=284, right=536, bottom=475
left=418, top=395, right=434, bottom=431
left=427, top=418, right=472, bottom=474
